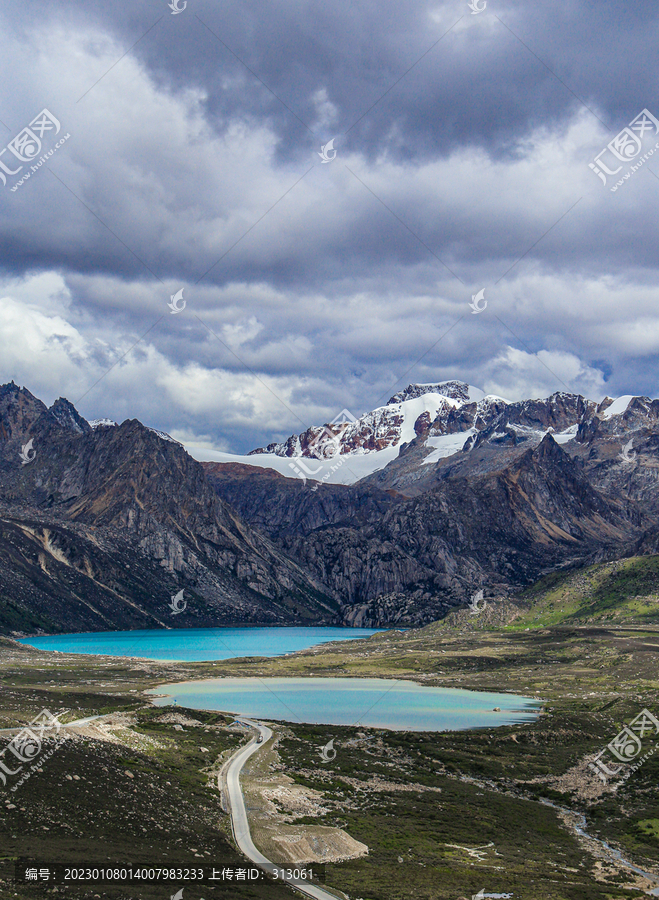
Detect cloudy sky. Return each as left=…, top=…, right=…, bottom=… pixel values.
left=1, top=0, right=658, bottom=453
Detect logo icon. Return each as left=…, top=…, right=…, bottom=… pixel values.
left=171, top=891, right=184, bottom=900
left=587, top=708, right=659, bottom=784
left=168, top=0, right=187, bottom=13
left=589, top=108, right=659, bottom=188
left=319, top=738, right=336, bottom=762
left=468, top=0, right=487, bottom=13
left=472, top=892, right=513, bottom=900
left=0, top=109, right=61, bottom=188
left=307, top=409, right=357, bottom=459
left=168, top=288, right=186, bottom=314
left=0, top=709, right=62, bottom=788
left=288, top=458, right=325, bottom=487
left=318, top=138, right=337, bottom=164
left=288, top=408, right=358, bottom=487
left=619, top=439, right=637, bottom=465
left=169, top=590, right=187, bottom=615
left=19, top=439, right=36, bottom=466
left=469, top=289, right=487, bottom=314
left=468, top=589, right=486, bottom=615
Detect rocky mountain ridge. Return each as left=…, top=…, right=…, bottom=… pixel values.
left=0, top=382, right=336, bottom=634
left=3, top=379, right=659, bottom=631
left=239, top=382, right=630, bottom=493
left=248, top=380, right=499, bottom=461
left=205, top=382, right=659, bottom=625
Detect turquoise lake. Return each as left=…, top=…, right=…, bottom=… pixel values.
left=17, top=626, right=384, bottom=661
left=149, top=677, right=542, bottom=732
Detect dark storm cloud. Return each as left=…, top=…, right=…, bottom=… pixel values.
left=0, top=0, right=658, bottom=290
left=7, top=0, right=659, bottom=158
left=1, top=0, right=659, bottom=454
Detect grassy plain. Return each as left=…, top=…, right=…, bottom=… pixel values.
left=1, top=557, right=659, bottom=899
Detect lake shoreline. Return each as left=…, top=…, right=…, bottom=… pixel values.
left=15, top=624, right=385, bottom=639
left=147, top=675, right=542, bottom=732
left=147, top=670, right=546, bottom=698
left=17, top=624, right=386, bottom=662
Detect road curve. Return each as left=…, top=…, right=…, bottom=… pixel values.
left=225, top=718, right=343, bottom=900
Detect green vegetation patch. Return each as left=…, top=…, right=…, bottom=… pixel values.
left=0, top=707, right=289, bottom=900
left=508, top=556, right=659, bottom=629
left=271, top=716, right=654, bottom=900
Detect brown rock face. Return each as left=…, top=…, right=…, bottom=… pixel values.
left=0, top=383, right=337, bottom=634
left=206, top=430, right=648, bottom=627
left=3, top=381, right=659, bottom=632
left=414, top=412, right=432, bottom=436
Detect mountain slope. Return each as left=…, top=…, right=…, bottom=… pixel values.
left=206, top=434, right=646, bottom=626
left=504, top=555, right=659, bottom=628
left=0, top=383, right=337, bottom=633
left=198, top=382, right=611, bottom=491
left=5, top=378, right=659, bottom=633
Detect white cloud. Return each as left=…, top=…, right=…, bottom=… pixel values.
left=0, top=284, right=88, bottom=402
left=484, top=346, right=606, bottom=401
left=0, top=13, right=658, bottom=452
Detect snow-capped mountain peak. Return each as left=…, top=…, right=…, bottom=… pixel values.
left=249, top=383, right=498, bottom=462
left=387, top=380, right=487, bottom=405
left=187, top=382, right=510, bottom=485
left=89, top=418, right=119, bottom=429
left=186, top=382, right=659, bottom=488
left=89, top=418, right=180, bottom=444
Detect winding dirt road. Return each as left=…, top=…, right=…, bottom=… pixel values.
left=224, top=718, right=344, bottom=900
